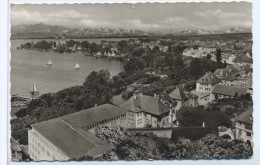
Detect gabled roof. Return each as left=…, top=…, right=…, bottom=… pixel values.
left=214, top=68, right=236, bottom=81
left=234, top=55, right=253, bottom=64
left=225, top=65, right=241, bottom=75
left=197, top=72, right=221, bottom=85
left=32, top=118, right=113, bottom=159
left=31, top=104, right=128, bottom=159
left=236, top=108, right=253, bottom=125
left=169, top=86, right=188, bottom=101
left=61, top=104, right=128, bottom=130
left=212, top=85, right=247, bottom=97
left=120, top=94, right=170, bottom=116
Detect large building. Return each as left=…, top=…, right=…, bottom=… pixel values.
left=235, top=108, right=253, bottom=145
left=28, top=104, right=130, bottom=161
left=120, top=93, right=174, bottom=128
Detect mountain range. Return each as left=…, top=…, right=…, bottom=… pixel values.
left=11, top=23, right=251, bottom=39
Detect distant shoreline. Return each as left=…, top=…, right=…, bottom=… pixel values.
left=10, top=32, right=252, bottom=40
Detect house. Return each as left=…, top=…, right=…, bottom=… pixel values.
left=212, top=85, right=247, bottom=99
left=183, top=48, right=203, bottom=58
left=196, top=72, right=221, bottom=94
left=195, top=72, right=221, bottom=105
left=246, top=77, right=253, bottom=95
left=54, top=34, right=66, bottom=48
left=234, top=72, right=252, bottom=88
left=234, top=55, right=253, bottom=68
left=225, top=64, right=242, bottom=76
left=120, top=93, right=174, bottom=128
left=11, top=137, right=22, bottom=161
left=169, top=86, right=198, bottom=110
left=235, top=108, right=253, bottom=145
left=221, top=53, right=236, bottom=64
left=214, top=68, right=236, bottom=86
left=28, top=104, right=130, bottom=161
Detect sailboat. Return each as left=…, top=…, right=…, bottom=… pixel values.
left=47, top=59, right=52, bottom=68
left=30, top=83, right=39, bottom=99
left=74, top=63, right=80, bottom=71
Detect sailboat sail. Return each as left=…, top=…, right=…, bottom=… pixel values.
left=75, top=63, right=80, bottom=71
left=30, top=83, right=39, bottom=99
left=47, top=59, right=52, bottom=67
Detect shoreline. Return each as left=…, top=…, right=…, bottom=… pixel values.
left=10, top=32, right=252, bottom=40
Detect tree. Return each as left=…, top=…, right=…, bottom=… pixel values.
left=123, top=56, right=146, bottom=73
left=216, top=48, right=222, bottom=68
left=177, top=106, right=232, bottom=128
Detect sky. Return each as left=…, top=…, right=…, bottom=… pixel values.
left=11, top=2, right=252, bottom=32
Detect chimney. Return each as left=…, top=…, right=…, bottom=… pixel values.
left=202, top=122, right=205, bottom=128
left=154, top=93, right=157, bottom=98
left=95, top=104, right=97, bottom=107
left=176, top=121, right=179, bottom=126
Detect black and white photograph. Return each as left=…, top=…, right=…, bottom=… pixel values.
left=8, top=1, right=255, bottom=162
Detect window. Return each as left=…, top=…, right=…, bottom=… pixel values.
left=246, top=132, right=252, bottom=137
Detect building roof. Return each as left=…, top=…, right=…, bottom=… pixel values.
left=169, top=86, right=188, bottom=101
left=120, top=94, right=170, bottom=116
left=197, top=72, right=221, bottom=85
left=236, top=108, right=253, bottom=125
left=30, top=104, right=129, bottom=159
left=32, top=118, right=113, bottom=159
left=61, top=104, right=128, bottom=130
left=212, top=85, right=247, bottom=97
left=214, top=68, right=236, bottom=81
left=225, top=65, right=241, bottom=75
left=234, top=55, right=253, bottom=64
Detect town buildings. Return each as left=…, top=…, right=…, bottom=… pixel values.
left=235, top=108, right=253, bottom=145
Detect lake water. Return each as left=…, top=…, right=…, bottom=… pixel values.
left=11, top=39, right=125, bottom=97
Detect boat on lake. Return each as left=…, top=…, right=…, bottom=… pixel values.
left=75, top=63, right=80, bottom=71
left=30, top=83, right=39, bottom=99
left=47, top=59, right=52, bottom=68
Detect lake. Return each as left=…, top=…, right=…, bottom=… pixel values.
left=11, top=39, right=125, bottom=97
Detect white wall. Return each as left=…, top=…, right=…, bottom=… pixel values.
left=28, top=129, right=69, bottom=161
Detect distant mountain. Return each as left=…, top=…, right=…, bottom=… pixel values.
left=224, top=26, right=251, bottom=34
left=11, top=23, right=252, bottom=39
left=11, top=23, right=150, bottom=39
